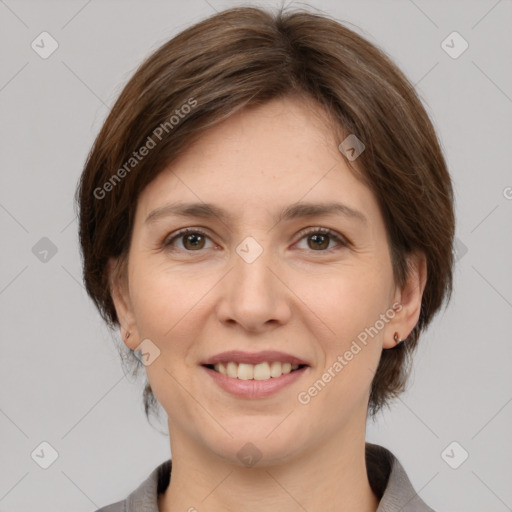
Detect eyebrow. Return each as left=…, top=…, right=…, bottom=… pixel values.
left=145, top=201, right=368, bottom=226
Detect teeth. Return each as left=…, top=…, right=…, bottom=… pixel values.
left=213, top=362, right=300, bottom=380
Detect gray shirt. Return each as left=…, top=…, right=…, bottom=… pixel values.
left=95, top=443, right=435, bottom=512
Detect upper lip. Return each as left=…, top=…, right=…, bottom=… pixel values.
left=201, top=350, right=309, bottom=366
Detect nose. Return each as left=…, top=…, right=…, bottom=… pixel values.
left=216, top=240, right=292, bottom=333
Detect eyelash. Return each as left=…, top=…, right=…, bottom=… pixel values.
left=162, top=226, right=349, bottom=253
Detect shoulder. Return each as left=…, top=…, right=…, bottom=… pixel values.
left=93, top=459, right=172, bottom=512
left=94, top=501, right=125, bottom=512
left=366, top=443, right=437, bottom=512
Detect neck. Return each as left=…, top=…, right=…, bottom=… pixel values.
left=158, top=416, right=379, bottom=512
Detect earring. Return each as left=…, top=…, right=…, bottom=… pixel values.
left=393, top=332, right=402, bottom=344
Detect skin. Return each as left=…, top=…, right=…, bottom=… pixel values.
left=109, top=95, right=427, bottom=512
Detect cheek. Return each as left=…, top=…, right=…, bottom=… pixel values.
left=128, top=264, right=204, bottom=418
left=129, top=258, right=196, bottom=337
left=128, top=259, right=217, bottom=375
left=303, top=266, right=392, bottom=387
left=301, top=277, right=389, bottom=412
left=131, top=274, right=174, bottom=339
left=310, top=267, right=390, bottom=333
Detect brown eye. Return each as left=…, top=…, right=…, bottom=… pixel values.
left=163, top=228, right=213, bottom=251
left=182, top=232, right=206, bottom=250
left=296, top=227, right=348, bottom=252
left=307, top=233, right=330, bottom=250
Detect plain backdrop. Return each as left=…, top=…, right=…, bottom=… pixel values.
left=1, top=0, right=511, bottom=510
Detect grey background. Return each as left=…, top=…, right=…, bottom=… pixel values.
left=1, top=0, right=511, bottom=510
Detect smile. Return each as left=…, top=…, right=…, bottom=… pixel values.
left=201, top=363, right=309, bottom=399
left=204, top=361, right=305, bottom=380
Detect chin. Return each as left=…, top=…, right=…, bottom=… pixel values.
left=203, top=423, right=307, bottom=468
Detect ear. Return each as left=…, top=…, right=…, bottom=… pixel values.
left=107, top=256, right=139, bottom=350
left=382, top=251, right=427, bottom=349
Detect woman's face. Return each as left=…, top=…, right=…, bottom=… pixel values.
left=110, top=95, right=423, bottom=465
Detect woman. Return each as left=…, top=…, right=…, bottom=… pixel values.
left=76, top=5, right=454, bottom=511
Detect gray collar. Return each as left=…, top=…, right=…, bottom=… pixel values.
left=106, top=444, right=435, bottom=512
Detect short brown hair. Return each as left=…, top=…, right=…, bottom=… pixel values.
left=75, top=5, right=455, bottom=419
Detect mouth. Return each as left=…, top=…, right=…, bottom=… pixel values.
left=202, top=362, right=309, bottom=381
left=201, top=350, right=310, bottom=377
left=201, top=361, right=310, bottom=399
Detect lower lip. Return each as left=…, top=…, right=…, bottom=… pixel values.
left=202, top=365, right=309, bottom=399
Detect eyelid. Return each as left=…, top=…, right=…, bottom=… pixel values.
left=162, top=226, right=350, bottom=251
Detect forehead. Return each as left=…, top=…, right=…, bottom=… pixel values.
left=136, top=96, right=377, bottom=224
